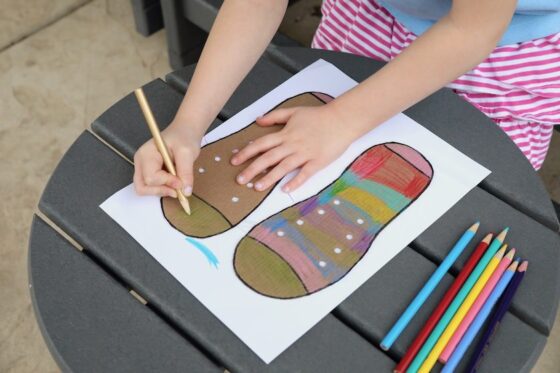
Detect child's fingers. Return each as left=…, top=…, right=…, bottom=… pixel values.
left=255, top=154, right=305, bottom=192
left=145, top=170, right=182, bottom=189
left=139, top=156, right=165, bottom=186
left=134, top=168, right=177, bottom=197
left=231, top=133, right=281, bottom=166
left=175, top=147, right=195, bottom=196
left=283, top=161, right=320, bottom=192
left=141, top=185, right=178, bottom=197
left=256, top=107, right=298, bottom=127
left=236, top=146, right=292, bottom=186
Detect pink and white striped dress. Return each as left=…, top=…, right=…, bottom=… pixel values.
left=312, top=0, right=560, bottom=169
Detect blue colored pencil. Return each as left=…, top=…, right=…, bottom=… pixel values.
left=380, top=222, right=480, bottom=350
left=465, top=260, right=528, bottom=373
left=442, top=260, right=518, bottom=373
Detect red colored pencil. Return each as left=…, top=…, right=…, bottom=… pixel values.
left=394, top=233, right=493, bottom=373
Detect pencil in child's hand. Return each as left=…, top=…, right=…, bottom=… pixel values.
left=134, top=88, right=191, bottom=215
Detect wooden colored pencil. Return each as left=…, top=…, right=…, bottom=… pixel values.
left=394, top=233, right=493, bottom=373
left=134, top=88, right=191, bottom=215
left=418, top=246, right=506, bottom=372
left=442, top=260, right=519, bottom=373
left=407, top=228, right=509, bottom=373
left=465, top=260, right=528, bottom=373
left=380, top=222, right=480, bottom=351
left=440, top=248, right=515, bottom=362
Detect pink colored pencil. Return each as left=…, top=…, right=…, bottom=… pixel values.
left=439, top=248, right=516, bottom=363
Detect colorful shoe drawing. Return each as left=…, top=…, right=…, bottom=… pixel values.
left=162, top=92, right=332, bottom=238
left=233, top=143, right=433, bottom=298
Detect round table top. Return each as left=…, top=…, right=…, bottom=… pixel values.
left=29, top=47, right=560, bottom=373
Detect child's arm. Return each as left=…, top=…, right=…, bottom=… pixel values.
left=134, top=0, right=288, bottom=197
left=233, top=0, right=517, bottom=193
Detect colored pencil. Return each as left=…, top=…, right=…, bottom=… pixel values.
left=418, top=246, right=506, bottom=372
left=134, top=88, right=191, bottom=215
left=465, top=260, right=528, bottom=373
left=407, top=228, right=509, bottom=373
left=394, top=233, right=493, bottom=373
left=380, top=222, right=480, bottom=350
left=442, top=260, right=519, bottom=373
left=440, top=248, right=515, bottom=362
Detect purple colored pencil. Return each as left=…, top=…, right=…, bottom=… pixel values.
left=466, top=260, right=528, bottom=373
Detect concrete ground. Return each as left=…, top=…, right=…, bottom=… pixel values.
left=0, top=1, right=558, bottom=371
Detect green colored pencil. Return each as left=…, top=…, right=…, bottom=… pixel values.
left=406, top=227, right=509, bottom=373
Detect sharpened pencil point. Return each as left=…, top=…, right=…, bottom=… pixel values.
left=519, top=261, right=528, bottom=272
left=497, top=227, right=509, bottom=242
left=482, top=233, right=493, bottom=243
left=505, top=248, right=516, bottom=259
left=508, top=260, right=519, bottom=271
left=469, top=222, right=480, bottom=232
left=179, top=196, right=191, bottom=215
left=495, top=245, right=506, bottom=258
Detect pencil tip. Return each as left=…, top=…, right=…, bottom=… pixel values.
left=483, top=233, right=493, bottom=243
left=509, top=260, right=519, bottom=271
left=505, top=248, right=516, bottom=259
left=497, top=227, right=509, bottom=242
left=496, top=245, right=506, bottom=258
left=519, top=261, right=528, bottom=272
left=470, top=222, right=480, bottom=232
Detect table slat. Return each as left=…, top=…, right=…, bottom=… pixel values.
left=28, top=216, right=220, bottom=373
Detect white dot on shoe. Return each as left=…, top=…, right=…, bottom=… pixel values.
left=231, top=196, right=239, bottom=202
left=333, top=199, right=340, bottom=205
left=214, top=156, right=221, bottom=162
left=357, top=218, right=364, bottom=225
left=198, top=167, right=205, bottom=173
left=334, top=247, right=342, bottom=254
left=319, top=261, right=326, bottom=267
left=318, top=209, right=325, bottom=215
left=346, top=234, right=353, bottom=240
left=277, top=230, right=285, bottom=237
left=247, top=182, right=254, bottom=188
left=296, top=219, right=304, bottom=225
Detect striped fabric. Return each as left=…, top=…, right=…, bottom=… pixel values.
left=312, top=0, right=560, bottom=169
left=235, top=143, right=432, bottom=298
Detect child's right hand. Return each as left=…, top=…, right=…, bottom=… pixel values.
left=133, top=123, right=202, bottom=198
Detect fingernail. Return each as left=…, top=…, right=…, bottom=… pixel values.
left=183, top=186, right=192, bottom=196
left=231, top=157, right=238, bottom=165
left=237, top=175, right=245, bottom=184
left=255, top=182, right=263, bottom=191
left=282, top=185, right=290, bottom=193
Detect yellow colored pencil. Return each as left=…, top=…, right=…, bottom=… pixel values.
left=134, top=88, right=191, bottom=215
left=418, top=245, right=507, bottom=373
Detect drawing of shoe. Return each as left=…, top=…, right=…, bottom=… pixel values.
left=162, top=92, right=332, bottom=238
left=233, top=143, right=433, bottom=298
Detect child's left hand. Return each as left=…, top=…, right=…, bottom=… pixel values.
left=231, top=104, right=357, bottom=193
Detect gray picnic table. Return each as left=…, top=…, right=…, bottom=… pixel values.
left=29, top=47, right=560, bottom=372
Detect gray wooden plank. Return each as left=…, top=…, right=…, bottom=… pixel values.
left=165, top=57, right=292, bottom=119
left=38, top=132, right=395, bottom=372
left=28, top=216, right=219, bottom=373
left=334, top=248, right=547, bottom=373
left=414, top=187, right=560, bottom=335
left=266, top=47, right=560, bottom=232
left=91, top=79, right=221, bottom=161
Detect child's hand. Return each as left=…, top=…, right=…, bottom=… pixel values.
left=231, top=105, right=357, bottom=193
left=133, top=124, right=202, bottom=198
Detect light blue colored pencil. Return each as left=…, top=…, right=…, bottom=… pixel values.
left=442, top=260, right=518, bottom=373
left=380, top=222, right=480, bottom=350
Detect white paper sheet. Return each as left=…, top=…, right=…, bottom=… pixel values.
left=101, top=60, right=490, bottom=363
